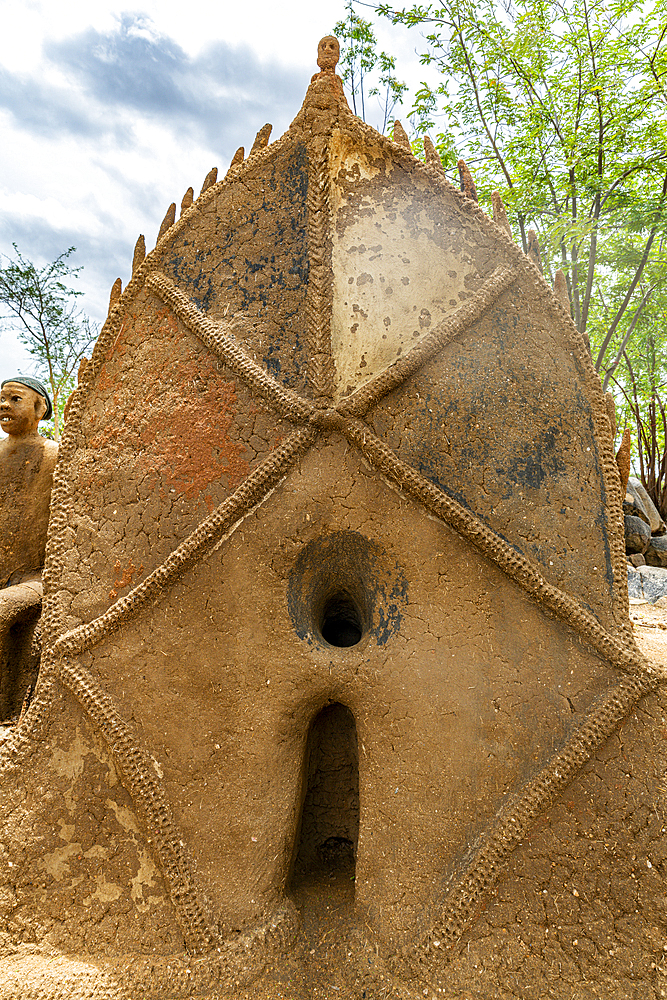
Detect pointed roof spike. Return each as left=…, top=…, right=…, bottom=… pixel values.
left=526, top=229, right=544, bottom=274
left=492, top=191, right=512, bottom=236
left=200, top=167, right=218, bottom=195
left=553, top=269, right=571, bottom=314
left=553, top=267, right=590, bottom=351
left=132, top=235, right=145, bottom=275
left=157, top=203, right=176, bottom=242
left=457, top=159, right=478, bottom=203
left=393, top=120, right=411, bottom=151
left=180, top=187, right=194, bottom=216
left=616, top=427, right=632, bottom=494
left=250, top=124, right=272, bottom=156
left=108, top=277, right=122, bottom=314
left=224, top=147, right=245, bottom=181
left=423, top=135, right=444, bottom=175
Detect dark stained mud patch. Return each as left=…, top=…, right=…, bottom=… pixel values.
left=286, top=530, right=407, bottom=648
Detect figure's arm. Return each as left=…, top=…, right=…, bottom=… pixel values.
left=0, top=579, right=43, bottom=632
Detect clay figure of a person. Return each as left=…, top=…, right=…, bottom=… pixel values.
left=312, top=36, right=345, bottom=97
left=0, top=378, right=58, bottom=718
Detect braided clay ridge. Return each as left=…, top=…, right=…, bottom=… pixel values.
left=402, top=671, right=656, bottom=965
left=146, top=272, right=314, bottom=424
left=342, top=418, right=653, bottom=679
left=54, top=426, right=316, bottom=659
left=0, top=674, right=57, bottom=763
left=305, top=141, right=335, bottom=403
left=40, top=469, right=75, bottom=650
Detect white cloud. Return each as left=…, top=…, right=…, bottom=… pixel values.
left=0, top=0, right=442, bottom=378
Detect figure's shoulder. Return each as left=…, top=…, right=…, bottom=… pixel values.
left=40, top=437, right=59, bottom=472
left=0, top=435, right=59, bottom=469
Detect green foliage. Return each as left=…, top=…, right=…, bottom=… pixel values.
left=609, top=286, right=667, bottom=515
left=377, top=0, right=667, bottom=370
left=0, top=245, right=97, bottom=441
left=376, top=0, right=667, bottom=495
left=334, top=1, right=408, bottom=131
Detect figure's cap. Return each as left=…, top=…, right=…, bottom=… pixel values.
left=2, top=376, right=53, bottom=420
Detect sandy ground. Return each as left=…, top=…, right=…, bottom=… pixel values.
left=629, top=597, right=667, bottom=665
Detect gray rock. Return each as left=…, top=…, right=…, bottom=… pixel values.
left=623, top=482, right=650, bottom=524
left=645, top=533, right=667, bottom=568
left=627, top=563, right=667, bottom=602
left=625, top=514, right=651, bottom=554
left=627, top=565, right=644, bottom=600
left=628, top=477, right=666, bottom=534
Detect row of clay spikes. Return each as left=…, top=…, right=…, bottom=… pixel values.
left=106, top=123, right=274, bottom=313
left=108, top=115, right=569, bottom=333
left=391, top=119, right=574, bottom=330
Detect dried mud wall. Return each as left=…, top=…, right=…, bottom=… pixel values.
left=74, top=436, right=621, bottom=946
left=0, top=69, right=660, bottom=997
left=330, top=130, right=616, bottom=628
left=0, top=690, right=184, bottom=957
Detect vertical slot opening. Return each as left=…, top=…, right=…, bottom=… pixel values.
left=289, top=703, right=359, bottom=890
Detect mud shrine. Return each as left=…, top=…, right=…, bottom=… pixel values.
left=0, top=38, right=665, bottom=1000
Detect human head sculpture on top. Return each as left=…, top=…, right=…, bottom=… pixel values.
left=0, top=378, right=52, bottom=439
left=317, top=35, right=340, bottom=72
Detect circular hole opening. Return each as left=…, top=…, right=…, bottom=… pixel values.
left=320, top=591, right=363, bottom=647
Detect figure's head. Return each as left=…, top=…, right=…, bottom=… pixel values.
left=317, top=35, right=340, bottom=71
left=0, top=378, right=52, bottom=438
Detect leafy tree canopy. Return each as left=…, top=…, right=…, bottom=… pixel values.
left=0, top=245, right=97, bottom=441
left=371, top=0, right=667, bottom=507
left=335, top=0, right=408, bottom=131
left=375, top=0, right=667, bottom=372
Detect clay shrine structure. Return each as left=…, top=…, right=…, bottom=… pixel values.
left=0, top=37, right=665, bottom=1000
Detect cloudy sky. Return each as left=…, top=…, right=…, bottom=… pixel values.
left=0, top=0, right=438, bottom=376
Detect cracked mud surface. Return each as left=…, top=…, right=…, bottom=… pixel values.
left=1, top=61, right=660, bottom=1000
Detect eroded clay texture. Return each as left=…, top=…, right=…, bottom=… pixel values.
left=330, top=132, right=615, bottom=627
left=161, top=142, right=311, bottom=395
left=0, top=689, right=183, bottom=958
left=0, top=40, right=658, bottom=1000
left=78, top=438, right=618, bottom=944
left=64, top=291, right=291, bottom=627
